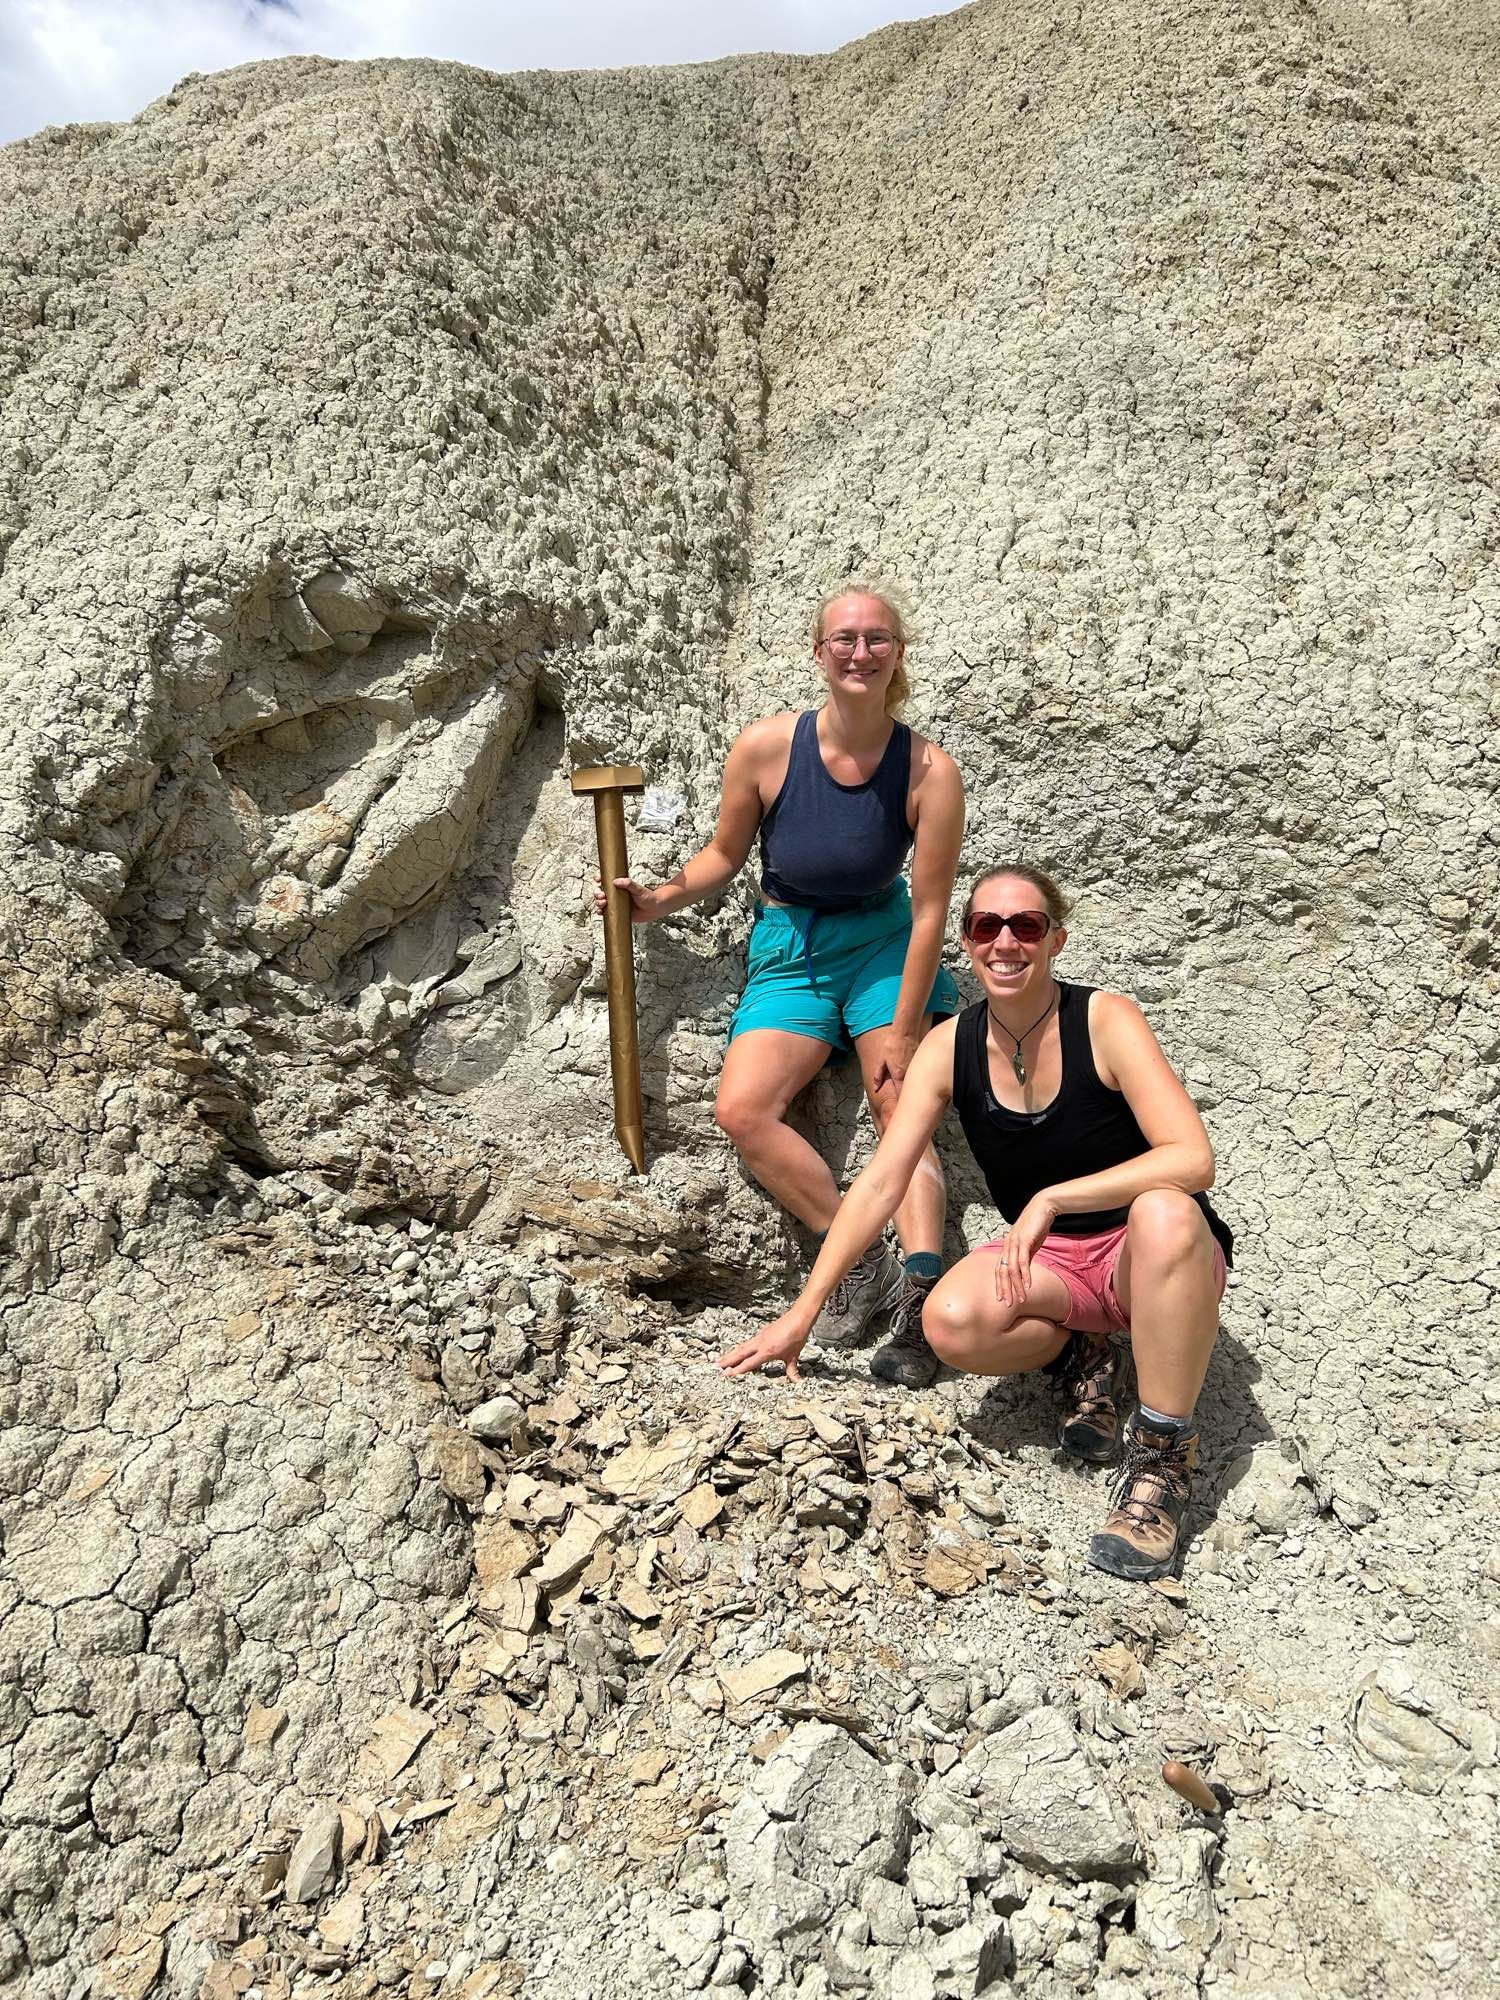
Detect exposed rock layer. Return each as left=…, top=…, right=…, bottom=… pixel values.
left=1, top=4, right=1497, bottom=1995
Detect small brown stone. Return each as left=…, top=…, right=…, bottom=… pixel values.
left=356, top=1706, right=434, bottom=1784
left=627, top=1748, right=673, bottom=1786
left=244, top=1702, right=287, bottom=1748
left=719, top=1650, right=808, bottom=1706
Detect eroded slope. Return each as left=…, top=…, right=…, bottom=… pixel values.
left=1, top=5, right=1497, bottom=1996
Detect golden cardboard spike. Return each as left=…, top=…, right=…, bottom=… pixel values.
left=1161, top=1760, right=1222, bottom=1814
left=571, top=764, right=647, bottom=1174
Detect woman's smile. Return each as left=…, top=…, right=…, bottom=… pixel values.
left=981, top=954, right=1033, bottom=992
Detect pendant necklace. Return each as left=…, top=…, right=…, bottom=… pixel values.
left=988, top=984, right=1058, bottom=1086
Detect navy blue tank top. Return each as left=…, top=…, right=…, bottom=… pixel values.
left=952, top=983, right=1233, bottom=1263
left=759, top=710, right=914, bottom=911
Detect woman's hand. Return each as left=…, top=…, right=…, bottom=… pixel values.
left=595, top=875, right=664, bottom=924
left=717, top=1312, right=811, bottom=1381
left=993, top=1194, right=1058, bottom=1311
left=871, top=1027, right=921, bottom=1095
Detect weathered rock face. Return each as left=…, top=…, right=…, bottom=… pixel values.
left=1, top=4, right=1498, bottom=1996
left=0, top=51, right=801, bottom=1287
left=952, top=1708, right=1139, bottom=1878
left=2, top=12, right=1496, bottom=1347
left=724, top=1720, right=917, bottom=1956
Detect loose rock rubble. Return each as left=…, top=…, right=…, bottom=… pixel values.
left=2, top=1, right=1498, bottom=1996
left=36, top=1222, right=1500, bottom=1999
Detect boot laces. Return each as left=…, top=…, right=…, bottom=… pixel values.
left=1113, top=1433, right=1186, bottom=1525
left=1063, top=1336, right=1113, bottom=1415
left=829, top=1248, right=877, bottom=1319
left=887, top=1286, right=924, bottom=1348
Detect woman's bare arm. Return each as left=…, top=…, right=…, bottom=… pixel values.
left=601, top=718, right=786, bottom=921
left=718, top=1020, right=957, bottom=1378
left=1042, top=993, right=1215, bottom=1213
left=886, top=744, right=965, bottom=1061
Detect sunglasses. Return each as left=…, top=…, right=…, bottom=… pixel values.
left=962, top=909, right=1054, bottom=946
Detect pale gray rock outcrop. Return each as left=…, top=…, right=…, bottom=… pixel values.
left=725, top=1721, right=917, bottom=1959
left=1, top=1, right=1498, bottom=1995
left=1349, top=1662, right=1497, bottom=1791
left=953, top=1708, right=1139, bottom=1879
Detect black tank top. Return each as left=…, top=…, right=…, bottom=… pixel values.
left=951, top=983, right=1233, bottom=1263
left=759, top=710, right=914, bottom=911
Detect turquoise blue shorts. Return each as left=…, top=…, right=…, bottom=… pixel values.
left=727, top=882, right=961, bottom=1057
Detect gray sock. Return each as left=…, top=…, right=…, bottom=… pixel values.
left=1136, top=1403, right=1194, bottom=1437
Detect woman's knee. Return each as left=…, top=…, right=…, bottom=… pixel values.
left=715, top=1086, right=767, bottom=1150
left=1126, top=1187, right=1210, bottom=1267
left=922, top=1283, right=1065, bottom=1378
left=921, top=1280, right=979, bottom=1364
left=863, top=1078, right=897, bottom=1134
left=922, top=1277, right=1016, bottom=1372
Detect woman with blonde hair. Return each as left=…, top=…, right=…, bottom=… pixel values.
left=600, top=586, right=965, bottom=1363
left=719, top=863, right=1233, bottom=1581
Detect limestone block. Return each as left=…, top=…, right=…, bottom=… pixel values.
left=1221, top=1446, right=1315, bottom=1539
left=725, top=1723, right=916, bottom=1959
left=1349, top=1663, right=1494, bottom=1793
left=284, top=1802, right=343, bottom=1905
left=959, top=1709, right=1138, bottom=1878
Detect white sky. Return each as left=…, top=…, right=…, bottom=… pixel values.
left=1, top=0, right=969, bottom=146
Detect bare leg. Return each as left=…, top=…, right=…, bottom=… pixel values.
left=855, top=1017, right=945, bottom=1258
left=715, top=1030, right=840, bottom=1231
left=1112, top=1189, right=1222, bottom=1418
left=922, top=1251, right=1074, bottom=1374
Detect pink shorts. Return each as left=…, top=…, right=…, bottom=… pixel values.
left=978, top=1221, right=1228, bottom=1337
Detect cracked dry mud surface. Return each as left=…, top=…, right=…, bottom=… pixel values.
left=1, top=2, right=1497, bottom=1995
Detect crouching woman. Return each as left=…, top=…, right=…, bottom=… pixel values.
left=718, top=864, right=1233, bottom=1581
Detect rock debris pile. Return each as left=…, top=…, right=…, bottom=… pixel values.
left=60, top=1186, right=1500, bottom=2000
left=1, top=0, right=1498, bottom=1994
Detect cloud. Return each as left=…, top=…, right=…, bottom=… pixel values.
left=3, top=0, right=298, bottom=138
left=1, top=0, right=968, bottom=146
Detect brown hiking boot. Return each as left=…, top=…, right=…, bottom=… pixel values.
left=1054, top=1333, right=1121, bottom=1463
left=1087, top=1419, right=1198, bottom=1581
left=813, top=1240, right=906, bottom=1350
left=870, top=1271, right=941, bottom=1389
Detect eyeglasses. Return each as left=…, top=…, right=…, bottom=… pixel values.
left=819, top=631, right=896, bottom=659
left=962, top=910, right=1054, bottom=946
